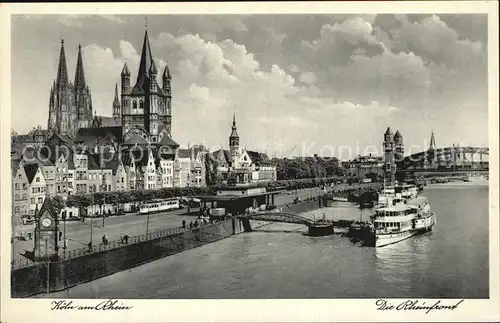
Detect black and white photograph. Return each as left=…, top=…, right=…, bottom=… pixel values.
left=1, top=2, right=498, bottom=322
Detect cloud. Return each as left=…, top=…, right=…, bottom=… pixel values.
left=10, top=14, right=489, bottom=154
left=299, top=72, right=316, bottom=84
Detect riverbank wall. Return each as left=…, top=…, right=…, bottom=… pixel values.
left=11, top=218, right=268, bottom=298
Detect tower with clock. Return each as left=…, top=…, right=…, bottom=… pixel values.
left=33, top=197, right=59, bottom=261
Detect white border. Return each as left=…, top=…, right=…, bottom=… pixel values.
left=1, top=2, right=498, bottom=322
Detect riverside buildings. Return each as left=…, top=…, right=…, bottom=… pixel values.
left=11, top=26, right=208, bottom=219
left=211, top=114, right=277, bottom=184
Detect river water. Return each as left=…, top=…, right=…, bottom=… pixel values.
left=48, top=181, right=489, bottom=299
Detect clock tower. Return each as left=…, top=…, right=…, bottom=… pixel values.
left=34, top=197, right=59, bottom=261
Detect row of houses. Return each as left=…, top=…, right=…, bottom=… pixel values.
left=11, top=131, right=207, bottom=217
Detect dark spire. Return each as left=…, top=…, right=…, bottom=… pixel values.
left=394, top=130, right=402, bottom=140
left=163, top=64, right=171, bottom=79
left=136, top=28, right=154, bottom=86
left=384, top=127, right=392, bottom=136
left=56, top=39, right=69, bottom=89
left=74, top=44, right=86, bottom=89
left=429, top=131, right=436, bottom=150
left=149, top=59, right=157, bottom=76
left=121, top=62, right=130, bottom=76
left=113, top=83, right=119, bottom=102
left=230, top=113, right=239, bottom=139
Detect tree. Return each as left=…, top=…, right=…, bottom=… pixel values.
left=51, top=195, right=65, bottom=215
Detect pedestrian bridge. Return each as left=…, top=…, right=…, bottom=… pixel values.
left=237, top=212, right=318, bottom=226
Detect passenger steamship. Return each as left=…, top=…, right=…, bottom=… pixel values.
left=363, top=193, right=436, bottom=247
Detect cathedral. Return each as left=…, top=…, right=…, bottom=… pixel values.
left=48, top=40, right=93, bottom=138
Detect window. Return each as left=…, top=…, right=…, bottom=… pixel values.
left=133, top=101, right=137, bottom=110
left=15, top=183, right=19, bottom=190
left=23, top=183, right=27, bottom=190
left=38, top=197, right=43, bottom=203
left=18, top=174, right=21, bottom=179
left=31, top=198, right=35, bottom=204
left=139, top=100, right=144, bottom=110
left=22, top=193, right=27, bottom=200
left=15, top=194, right=20, bottom=201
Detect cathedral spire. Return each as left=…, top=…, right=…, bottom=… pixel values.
left=74, top=44, right=86, bottom=89
left=56, top=39, right=69, bottom=89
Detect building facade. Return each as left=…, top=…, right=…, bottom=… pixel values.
left=212, top=114, right=277, bottom=185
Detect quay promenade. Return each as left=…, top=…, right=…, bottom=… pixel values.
left=11, top=183, right=377, bottom=266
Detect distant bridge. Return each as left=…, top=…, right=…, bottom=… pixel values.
left=399, top=146, right=489, bottom=170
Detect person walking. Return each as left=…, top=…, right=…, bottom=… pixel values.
left=182, top=220, right=186, bottom=229
left=189, top=221, right=193, bottom=230
left=87, top=241, right=93, bottom=252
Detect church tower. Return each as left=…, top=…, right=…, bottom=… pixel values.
left=120, top=25, right=173, bottom=144
left=394, top=130, right=404, bottom=162
left=112, top=83, right=121, bottom=121
left=229, top=113, right=240, bottom=168
left=74, top=44, right=93, bottom=130
left=383, top=127, right=396, bottom=186
left=47, top=40, right=93, bottom=138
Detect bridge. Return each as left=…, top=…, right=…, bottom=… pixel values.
left=236, top=209, right=334, bottom=236
left=238, top=212, right=317, bottom=226
left=399, top=146, right=489, bottom=170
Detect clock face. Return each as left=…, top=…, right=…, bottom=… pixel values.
left=41, top=218, right=52, bottom=228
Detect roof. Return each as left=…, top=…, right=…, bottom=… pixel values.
left=11, top=159, right=21, bottom=177
left=24, top=163, right=40, bottom=184
left=384, top=127, right=393, bottom=136
left=246, top=150, right=270, bottom=165
left=131, top=29, right=155, bottom=95
left=99, top=116, right=120, bottom=127
left=75, top=126, right=122, bottom=144
left=213, top=149, right=231, bottom=164
left=394, top=130, right=402, bottom=139
left=159, top=135, right=179, bottom=147
left=121, top=62, right=130, bottom=76
left=38, top=196, right=57, bottom=218
left=195, top=191, right=280, bottom=202
left=177, top=149, right=192, bottom=159
left=163, top=64, right=171, bottom=79
left=124, top=134, right=149, bottom=146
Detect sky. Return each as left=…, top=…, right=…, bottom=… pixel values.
left=11, top=14, right=489, bottom=159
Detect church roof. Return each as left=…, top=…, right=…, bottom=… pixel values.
left=213, top=149, right=231, bottom=164
left=394, top=130, right=402, bottom=139
left=159, top=135, right=179, bottom=147
left=75, top=126, right=122, bottom=144
left=163, top=64, right=171, bottom=79
left=384, top=127, right=393, bottom=136
left=123, top=134, right=149, bottom=146
left=121, top=62, right=130, bottom=77
left=99, top=116, right=120, bottom=127
left=246, top=150, right=270, bottom=165
left=131, top=29, right=155, bottom=95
